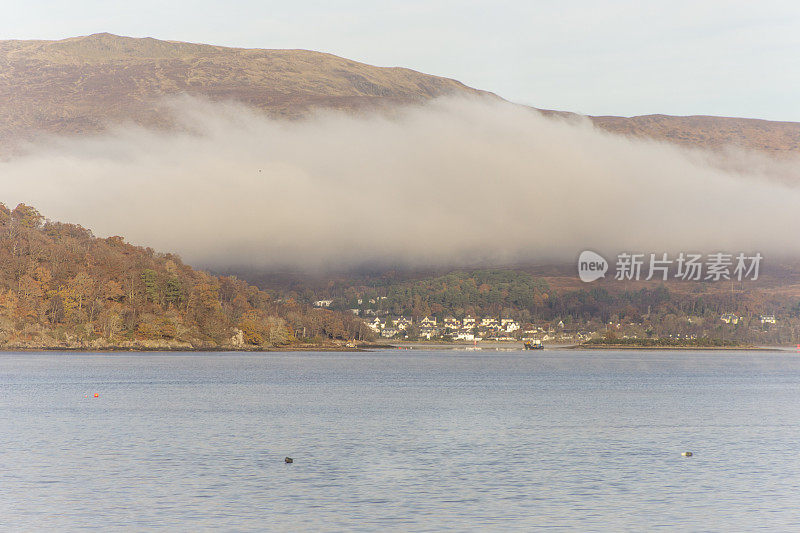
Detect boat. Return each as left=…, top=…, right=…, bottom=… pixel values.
left=523, top=339, right=544, bottom=350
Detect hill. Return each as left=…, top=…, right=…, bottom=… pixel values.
left=591, top=114, right=800, bottom=156
left=252, top=266, right=800, bottom=345
left=0, top=203, right=372, bottom=350
left=2, top=33, right=799, bottom=156
left=0, top=32, right=486, bottom=148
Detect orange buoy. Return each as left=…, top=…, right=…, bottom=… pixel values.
left=94, top=393, right=99, bottom=398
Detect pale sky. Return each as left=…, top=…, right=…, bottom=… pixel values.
left=4, top=0, right=800, bottom=121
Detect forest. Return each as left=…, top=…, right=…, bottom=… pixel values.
left=273, top=267, right=800, bottom=344
left=298, top=269, right=798, bottom=322
left=4, top=202, right=798, bottom=348
left=0, top=203, right=372, bottom=350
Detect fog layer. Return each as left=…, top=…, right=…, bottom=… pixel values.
left=2, top=96, right=799, bottom=269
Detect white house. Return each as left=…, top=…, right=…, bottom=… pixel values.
left=366, top=317, right=385, bottom=333
left=720, top=313, right=741, bottom=325
left=419, top=326, right=439, bottom=340
left=443, top=317, right=461, bottom=329
left=394, top=316, right=413, bottom=330
left=420, top=316, right=437, bottom=327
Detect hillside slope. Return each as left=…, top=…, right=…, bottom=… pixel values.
left=0, top=32, right=486, bottom=146
left=0, top=203, right=370, bottom=350
left=591, top=114, right=800, bottom=156
left=2, top=33, right=799, bottom=155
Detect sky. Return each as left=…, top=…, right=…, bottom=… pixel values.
left=3, top=1, right=800, bottom=121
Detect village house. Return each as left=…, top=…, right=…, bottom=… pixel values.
left=462, top=316, right=476, bottom=328
left=501, top=319, right=520, bottom=333
left=419, top=326, right=440, bottom=340
left=760, top=315, right=777, bottom=324
left=720, top=313, right=742, bottom=325
left=381, top=328, right=399, bottom=338
left=313, top=299, right=333, bottom=308
left=443, top=317, right=461, bottom=329
left=480, top=317, right=500, bottom=328
left=453, top=331, right=478, bottom=341
left=393, top=316, right=413, bottom=330
left=420, top=316, right=437, bottom=327
left=366, top=317, right=385, bottom=333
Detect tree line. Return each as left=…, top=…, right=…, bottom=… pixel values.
left=0, top=203, right=372, bottom=349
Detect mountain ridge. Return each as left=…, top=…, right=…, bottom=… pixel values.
left=2, top=33, right=799, bottom=155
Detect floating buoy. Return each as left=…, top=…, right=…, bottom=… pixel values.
left=682, top=451, right=693, bottom=457
left=94, top=393, right=99, bottom=398
left=285, top=457, right=293, bottom=463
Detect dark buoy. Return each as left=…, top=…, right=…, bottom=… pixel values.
left=285, top=457, right=293, bottom=463
left=682, top=451, right=693, bottom=457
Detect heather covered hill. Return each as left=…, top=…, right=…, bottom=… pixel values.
left=0, top=33, right=486, bottom=146
left=1, top=33, right=799, bottom=156
left=0, top=203, right=371, bottom=350
left=591, top=114, right=800, bottom=156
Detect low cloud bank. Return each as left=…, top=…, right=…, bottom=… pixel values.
left=2, top=96, right=799, bottom=270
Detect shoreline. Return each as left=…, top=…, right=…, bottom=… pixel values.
left=0, top=341, right=795, bottom=353
left=0, top=343, right=366, bottom=353
left=568, top=344, right=782, bottom=352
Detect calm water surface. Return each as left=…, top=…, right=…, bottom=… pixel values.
left=1, top=349, right=800, bottom=531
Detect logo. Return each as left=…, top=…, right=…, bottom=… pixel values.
left=576, top=251, right=762, bottom=282
left=578, top=250, right=608, bottom=282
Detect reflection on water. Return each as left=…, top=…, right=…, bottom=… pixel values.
left=1, top=349, right=800, bottom=530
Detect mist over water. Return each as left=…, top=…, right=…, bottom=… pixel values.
left=2, top=95, right=799, bottom=270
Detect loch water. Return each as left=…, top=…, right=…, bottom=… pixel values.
left=1, top=349, right=799, bottom=531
